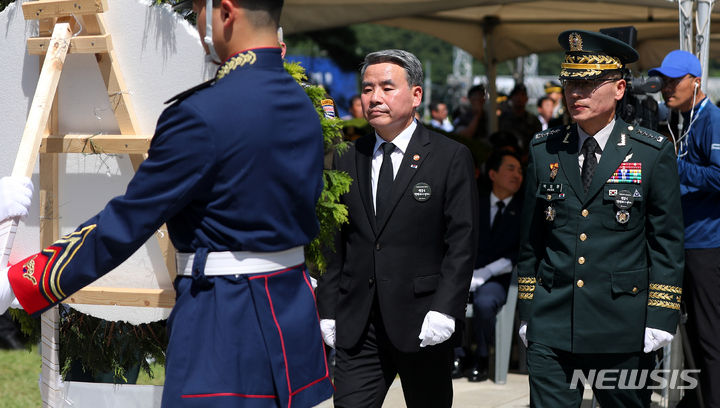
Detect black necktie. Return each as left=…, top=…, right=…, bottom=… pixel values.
left=581, top=137, right=601, bottom=193
left=376, top=142, right=396, bottom=221
left=491, top=200, right=505, bottom=235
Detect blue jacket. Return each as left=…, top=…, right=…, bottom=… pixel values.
left=678, top=97, right=720, bottom=249
left=9, top=48, right=324, bottom=313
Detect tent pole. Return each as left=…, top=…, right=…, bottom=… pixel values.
left=678, top=0, right=694, bottom=52
left=483, top=16, right=499, bottom=136
left=696, top=0, right=714, bottom=93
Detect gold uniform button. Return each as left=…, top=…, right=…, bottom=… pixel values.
left=580, top=233, right=587, bottom=241
left=546, top=194, right=552, bottom=200
left=581, top=209, right=589, bottom=217
left=577, top=280, right=585, bottom=288
left=578, top=256, right=585, bottom=265
left=632, top=287, right=638, bottom=294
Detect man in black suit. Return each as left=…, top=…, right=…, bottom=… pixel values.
left=316, top=49, right=479, bottom=408
left=466, top=149, right=524, bottom=382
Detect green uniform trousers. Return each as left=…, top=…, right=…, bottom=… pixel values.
left=527, top=342, right=654, bottom=407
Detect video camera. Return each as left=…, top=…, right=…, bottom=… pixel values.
left=600, top=26, right=662, bottom=131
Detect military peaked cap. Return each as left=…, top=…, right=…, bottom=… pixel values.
left=558, top=29, right=638, bottom=80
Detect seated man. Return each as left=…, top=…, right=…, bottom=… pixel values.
left=467, top=149, right=524, bottom=382
left=429, top=101, right=454, bottom=133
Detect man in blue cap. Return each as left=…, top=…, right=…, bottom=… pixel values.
left=0, top=0, right=335, bottom=406
left=650, top=49, right=720, bottom=408
left=517, top=30, right=684, bottom=407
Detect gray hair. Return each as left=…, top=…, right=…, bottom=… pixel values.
left=360, top=49, right=424, bottom=88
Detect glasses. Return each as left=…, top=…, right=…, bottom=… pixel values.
left=561, top=78, right=621, bottom=94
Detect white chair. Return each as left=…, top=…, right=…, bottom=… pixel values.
left=491, top=267, right=518, bottom=384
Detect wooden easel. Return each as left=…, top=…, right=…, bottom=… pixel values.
left=0, top=1, right=178, bottom=405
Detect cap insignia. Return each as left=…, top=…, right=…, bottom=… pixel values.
left=569, top=32, right=583, bottom=51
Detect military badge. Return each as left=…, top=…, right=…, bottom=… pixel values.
left=413, top=154, right=420, bottom=161
left=544, top=205, right=556, bottom=222
left=22, top=255, right=38, bottom=285
left=608, top=162, right=641, bottom=184
left=569, top=32, right=583, bottom=51
left=614, top=189, right=634, bottom=210
left=321, top=99, right=336, bottom=119
left=618, top=133, right=626, bottom=146
left=616, top=210, right=630, bottom=224
left=549, top=163, right=559, bottom=180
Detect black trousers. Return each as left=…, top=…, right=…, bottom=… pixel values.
left=527, top=342, right=653, bottom=408
left=333, top=308, right=454, bottom=408
left=681, top=247, right=720, bottom=408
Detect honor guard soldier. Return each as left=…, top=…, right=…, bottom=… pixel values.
left=0, top=0, right=334, bottom=407
left=517, top=30, right=684, bottom=407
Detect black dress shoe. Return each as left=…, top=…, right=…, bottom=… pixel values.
left=468, top=364, right=488, bottom=382
left=451, top=358, right=464, bottom=379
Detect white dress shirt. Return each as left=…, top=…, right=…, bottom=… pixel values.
left=577, top=118, right=614, bottom=171
left=538, top=115, right=549, bottom=131
left=371, top=120, right=416, bottom=214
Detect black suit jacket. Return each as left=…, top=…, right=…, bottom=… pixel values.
left=476, top=191, right=523, bottom=268
left=475, top=191, right=523, bottom=290
left=317, top=124, right=479, bottom=353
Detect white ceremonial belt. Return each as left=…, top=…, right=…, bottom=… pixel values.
left=175, top=246, right=305, bottom=276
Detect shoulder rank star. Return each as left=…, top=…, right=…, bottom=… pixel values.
left=549, top=163, right=559, bottom=180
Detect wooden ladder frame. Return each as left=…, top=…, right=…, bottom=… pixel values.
left=1, top=0, right=178, bottom=405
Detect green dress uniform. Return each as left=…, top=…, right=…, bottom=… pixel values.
left=517, top=30, right=685, bottom=408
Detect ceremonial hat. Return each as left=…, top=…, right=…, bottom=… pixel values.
left=544, top=80, right=562, bottom=94
left=558, top=29, right=638, bottom=80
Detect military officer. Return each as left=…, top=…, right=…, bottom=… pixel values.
left=517, top=30, right=684, bottom=407
left=0, top=1, right=334, bottom=407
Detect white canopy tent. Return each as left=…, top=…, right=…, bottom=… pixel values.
left=282, top=0, right=720, bottom=131
left=282, top=0, right=719, bottom=70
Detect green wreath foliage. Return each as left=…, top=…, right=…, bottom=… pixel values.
left=10, top=61, right=351, bottom=382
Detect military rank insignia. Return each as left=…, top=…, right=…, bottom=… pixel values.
left=607, top=162, right=641, bottom=184
left=549, top=163, right=559, bottom=180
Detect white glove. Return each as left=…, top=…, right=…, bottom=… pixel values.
left=418, top=310, right=455, bottom=347
left=0, top=267, right=18, bottom=314
left=519, top=321, right=528, bottom=347
left=320, top=319, right=336, bottom=349
left=469, top=267, right=493, bottom=291
left=643, top=327, right=674, bottom=353
left=0, top=176, right=33, bottom=222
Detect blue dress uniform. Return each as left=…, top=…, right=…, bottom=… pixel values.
left=8, top=48, right=334, bottom=407
left=517, top=31, right=685, bottom=407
